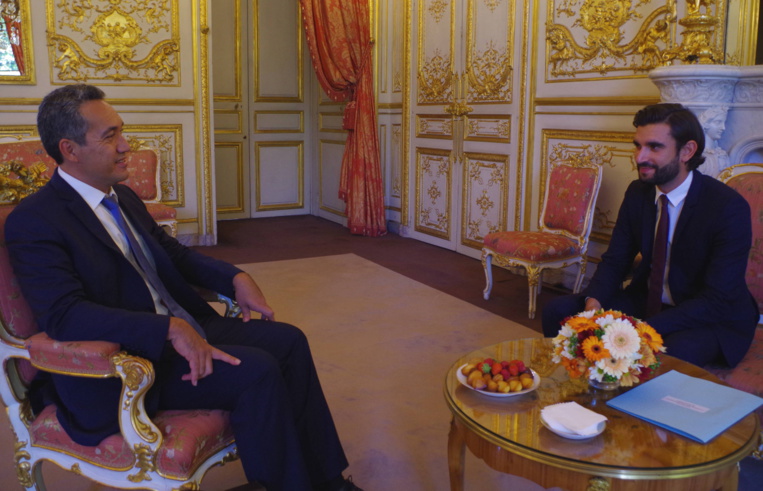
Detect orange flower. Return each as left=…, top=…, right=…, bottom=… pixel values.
left=561, top=356, right=587, bottom=378
left=636, top=322, right=664, bottom=352
left=595, top=310, right=623, bottom=320
left=582, top=336, right=610, bottom=362
left=566, top=316, right=598, bottom=333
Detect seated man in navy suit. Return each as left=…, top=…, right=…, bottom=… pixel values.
left=6, top=84, right=362, bottom=491
left=542, top=103, right=758, bottom=368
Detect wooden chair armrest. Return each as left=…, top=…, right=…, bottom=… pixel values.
left=25, top=332, right=120, bottom=377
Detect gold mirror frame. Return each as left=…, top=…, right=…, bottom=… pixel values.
left=0, top=0, right=35, bottom=84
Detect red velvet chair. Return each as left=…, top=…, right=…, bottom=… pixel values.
left=482, top=158, right=602, bottom=319
left=0, top=195, right=240, bottom=487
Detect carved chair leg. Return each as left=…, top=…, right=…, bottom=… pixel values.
left=573, top=258, right=588, bottom=294
left=527, top=267, right=540, bottom=319
left=482, top=250, right=493, bottom=300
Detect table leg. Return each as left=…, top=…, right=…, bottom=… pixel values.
left=447, top=417, right=466, bottom=491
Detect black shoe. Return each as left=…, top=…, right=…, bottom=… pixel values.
left=336, top=475, right=363, bottom=491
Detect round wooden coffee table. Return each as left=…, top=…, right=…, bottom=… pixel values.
left=444, top=337, right=760, bottom=491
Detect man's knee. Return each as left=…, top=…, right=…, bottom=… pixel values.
left=542, top=294, right=585, bottom=337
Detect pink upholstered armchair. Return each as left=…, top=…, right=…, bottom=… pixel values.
left=713, top=164, right=763, bottom=458
left=0, top=139, right=178, bottom=236
left=0, top=202, right=242, bottom=489
left=482, top=158, right=602, bottom=319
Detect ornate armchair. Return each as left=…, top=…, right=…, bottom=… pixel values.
left=481, top=158, right=602, bottom=319
left=0, top=139, right=178, bottom=236
left=711, top=164, right=763, bottom=458
left=0, top=199, right=241, bottom=487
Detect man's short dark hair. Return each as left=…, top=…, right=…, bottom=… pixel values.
left=633, top=103, right=706, bottom=171
left=37, top=84, right=106, bottom=164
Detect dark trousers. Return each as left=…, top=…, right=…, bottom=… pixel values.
left=157, top=316, right=348, bottom=491
left=542, top=291, right=723, bottom=367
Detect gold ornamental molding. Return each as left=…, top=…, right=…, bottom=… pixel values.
left=46, top=0, right=180, bottom=84
left=546, top=0, right=678, bottom=80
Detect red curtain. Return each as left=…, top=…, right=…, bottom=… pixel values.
left=2, top=1, right=24, bottom=74
left=300, top=0, right=386, bottom=237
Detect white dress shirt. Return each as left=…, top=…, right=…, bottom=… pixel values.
left=654, top=171, right=693, bottom=306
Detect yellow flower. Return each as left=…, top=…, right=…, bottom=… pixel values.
left=637, top=322, right=664, bottom=352
left=619, top=370, right=640, bottom=387
left=582, top=336, right=610, bottom=362
left=566, top=316, right=598, bottom=333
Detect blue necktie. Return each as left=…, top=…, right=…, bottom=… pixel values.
left=102, top=195, right=206, bottom=339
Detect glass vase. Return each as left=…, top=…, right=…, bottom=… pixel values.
left=588, top=377, right=620, bottom=391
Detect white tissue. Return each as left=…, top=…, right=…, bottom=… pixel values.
left=541, top=402, right=607, bottom=437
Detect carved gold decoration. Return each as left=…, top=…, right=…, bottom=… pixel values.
left=0, top=160, right=49, bottom=204
left=46, top=0, right=180, bottom=84
left=128, top=443, right=156, bottom=483
left=14, top=441, right=32, bottom=487
left=546, top=1, right=676, bottom=79
left=467, top=40, right=511, bottom=101
left=416, top=148, right=451, bottom=238
left=418, top=51, right=453, bottom=103
left=462, top=153, right=508, bottom=247
left=112, top=352, right=160, bottom=444
left=428, top=0, right=449, bottom=23
left=587, top=476, right=611, bottom=491
left=662, top=0, right=725, bottom=64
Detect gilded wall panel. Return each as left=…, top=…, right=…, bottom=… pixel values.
left=417, top=0, right=455, bottom=104
left=461, top=152, right=509, bottom=249
left=415, top=147, right=452, bottom=238
left=465, top=0, right=513, bottom=103
left=392, top=0, right=404, bottom=93
left=319, top=139, right=347, bottom=217
left=46, top=0, right=180, bottom=85
left=416, top=114, right=454, bottom=139
left=125, top=125, right=183, bottom=206
left=540, top=129, right=635, bottom=244
left=254, top=0, right=302, bottom=102
left=545, top=0, right=730, bottom=82
left=214, top=141, right=243, bottom=213
left=464, top=114, right=510, bottom=143
left=391, top=124, right=402, bottom=201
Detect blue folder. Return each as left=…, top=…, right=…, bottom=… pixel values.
left=607, top=370, right=763, bottom=443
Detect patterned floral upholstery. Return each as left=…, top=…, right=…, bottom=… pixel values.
left=714, top=165, right=763, bottom=430
left=0, top=140, right=177, bottom=235
left=482, top=160, right=602, bottom=319
left=0, top=203, right=241, bottom=489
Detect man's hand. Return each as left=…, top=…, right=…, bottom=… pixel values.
left=585, top=297, right=602, bottom=312
left=167, top=317, right=240, bottom=386
left=232, top=272, right=275, bottom=321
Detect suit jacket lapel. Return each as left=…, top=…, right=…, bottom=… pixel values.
left=673, top=170, right=701, bottom=243
left=642, top=185, right=658, bottom=260
left=49, top=170, right=125, bottom=256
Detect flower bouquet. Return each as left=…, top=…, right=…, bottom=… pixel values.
left=551, top=310, right=666, bottom=387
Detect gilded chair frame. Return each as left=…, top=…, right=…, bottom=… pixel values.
left=482, top=158, right=603, bottom=319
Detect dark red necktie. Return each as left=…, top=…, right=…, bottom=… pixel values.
left=646, top=194, right=669, bottom=318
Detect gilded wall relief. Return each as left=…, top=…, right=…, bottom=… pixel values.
left=417, top=0, right=454, bottom=104
left=416, top=114, right=454, bottom=139
left=465, top=0, right=513, bottom=103
left=465, top=115, right=511, bottom=143
left=461, top=152, right=508, bottom=248
left=125, top=125, right=183, bottom=206
left=46, top=0, right=180, bottom=84
left=415, top=147, right=452, bottom=237
left=546, top=0, right=685, bottom=81
left=391, top=125, right=402, bottom=199
left=541, top=130, right=635, bottom=243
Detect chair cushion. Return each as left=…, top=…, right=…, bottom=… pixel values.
left=724, top=172, right=763, bottom=313
left=30, top=405, right=235, bottom=479
left=543, top=165, right=599, bottom=236
left=0, top=140, right=56, bottom=177
left=706, top=327, right=763, bottom=419
left=123, top=149, right=159, bottom=201
left=144, top=202, right=177, bottom=220
left=483, top=231, right=581, bottom=262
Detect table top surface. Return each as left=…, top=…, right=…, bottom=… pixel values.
left=444, top=337, right=760, bottom=480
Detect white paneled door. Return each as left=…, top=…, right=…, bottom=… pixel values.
left=407, top=0, right=524, bottom=258
left=212, top=0, right=315, bottom=220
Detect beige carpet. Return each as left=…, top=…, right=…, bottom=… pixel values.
left=0, top=253, right=550, bottom=491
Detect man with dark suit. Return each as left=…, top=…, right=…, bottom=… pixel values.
left=542, top=103, right=758, bottom=368
left=6, top=84, right=362, bottom=491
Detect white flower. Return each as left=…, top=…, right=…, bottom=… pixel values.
left=601, top=319, right=641, bottom=359
left=595, top=356, right=632, bottom=378
left=578, top=310, right=596, bottom=319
